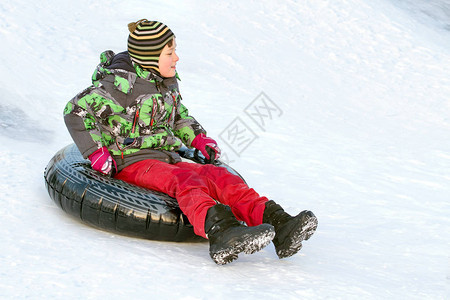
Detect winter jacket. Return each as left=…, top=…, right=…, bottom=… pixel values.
left=64, top=50, right=206, bottom=171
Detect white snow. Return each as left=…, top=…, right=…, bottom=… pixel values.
left=1, top=0, right=450, bottom=299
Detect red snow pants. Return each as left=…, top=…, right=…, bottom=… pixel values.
left=114, top=160, right=269, bottom=238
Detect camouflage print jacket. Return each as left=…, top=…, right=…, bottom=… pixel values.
left=64, top=50, right=206, bottom=171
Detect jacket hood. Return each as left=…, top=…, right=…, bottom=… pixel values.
left=91, top=50, right=179, bottom=95
left=107, top=51, right=135, bottom=72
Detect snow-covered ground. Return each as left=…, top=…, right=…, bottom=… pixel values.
left=1, top=0, right=449, bottom=299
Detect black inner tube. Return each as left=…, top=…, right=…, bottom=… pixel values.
left=44, top=144, right=245, bottom=242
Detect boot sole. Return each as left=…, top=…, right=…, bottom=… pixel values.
left=211, top=226, right=275, bottom=265
left=276, top=211, right=318, bottom=259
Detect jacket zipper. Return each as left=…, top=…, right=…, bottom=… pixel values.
left=150, top=97, right=157, bottom=127
left=121, top=105, right=140, bottom=159
left=168, top=93, right=178, bottom=123
left=132, top=108, right=139, bottom=133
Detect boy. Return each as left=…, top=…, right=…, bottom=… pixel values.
left=64, top=19, right=317, bottom=265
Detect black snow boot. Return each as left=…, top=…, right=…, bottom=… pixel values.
left=263, top=200, right=318, bottom=259
left=205, top=204, right=275, bottom=265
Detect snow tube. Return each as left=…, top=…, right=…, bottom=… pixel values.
left=44, top=144, right=245, bottom=242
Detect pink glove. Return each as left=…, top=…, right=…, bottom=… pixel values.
left=89, top=146, right=117, bottom=175
left=191, top=133, right=221, bottom=163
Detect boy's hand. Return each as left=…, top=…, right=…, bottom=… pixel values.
left=191, top=133, right=221, bottom=163
left=89, top=146, right=117, bottom=175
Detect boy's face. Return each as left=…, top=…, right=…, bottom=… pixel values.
left=158, top=39, right=178, bottom=78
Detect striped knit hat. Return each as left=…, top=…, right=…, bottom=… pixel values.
left=127, top=19, right=175, bottom=73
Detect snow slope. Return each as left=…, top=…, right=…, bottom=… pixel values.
left=1, top=0, right=449, bottom=299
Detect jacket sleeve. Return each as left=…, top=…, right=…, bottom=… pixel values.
left=173, top=103, right=206, bottom=147
left=63, top=90, right=106, bottom=159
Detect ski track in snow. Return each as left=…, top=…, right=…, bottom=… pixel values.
left=1, top=0, right=450, bottom=299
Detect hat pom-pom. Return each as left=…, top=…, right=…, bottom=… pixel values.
left=128, top=18, right=148, bottom=33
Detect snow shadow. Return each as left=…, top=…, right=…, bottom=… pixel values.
left=388, top=0, right=450, bottom=32
left=0, top=103, right=54, bottom=143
